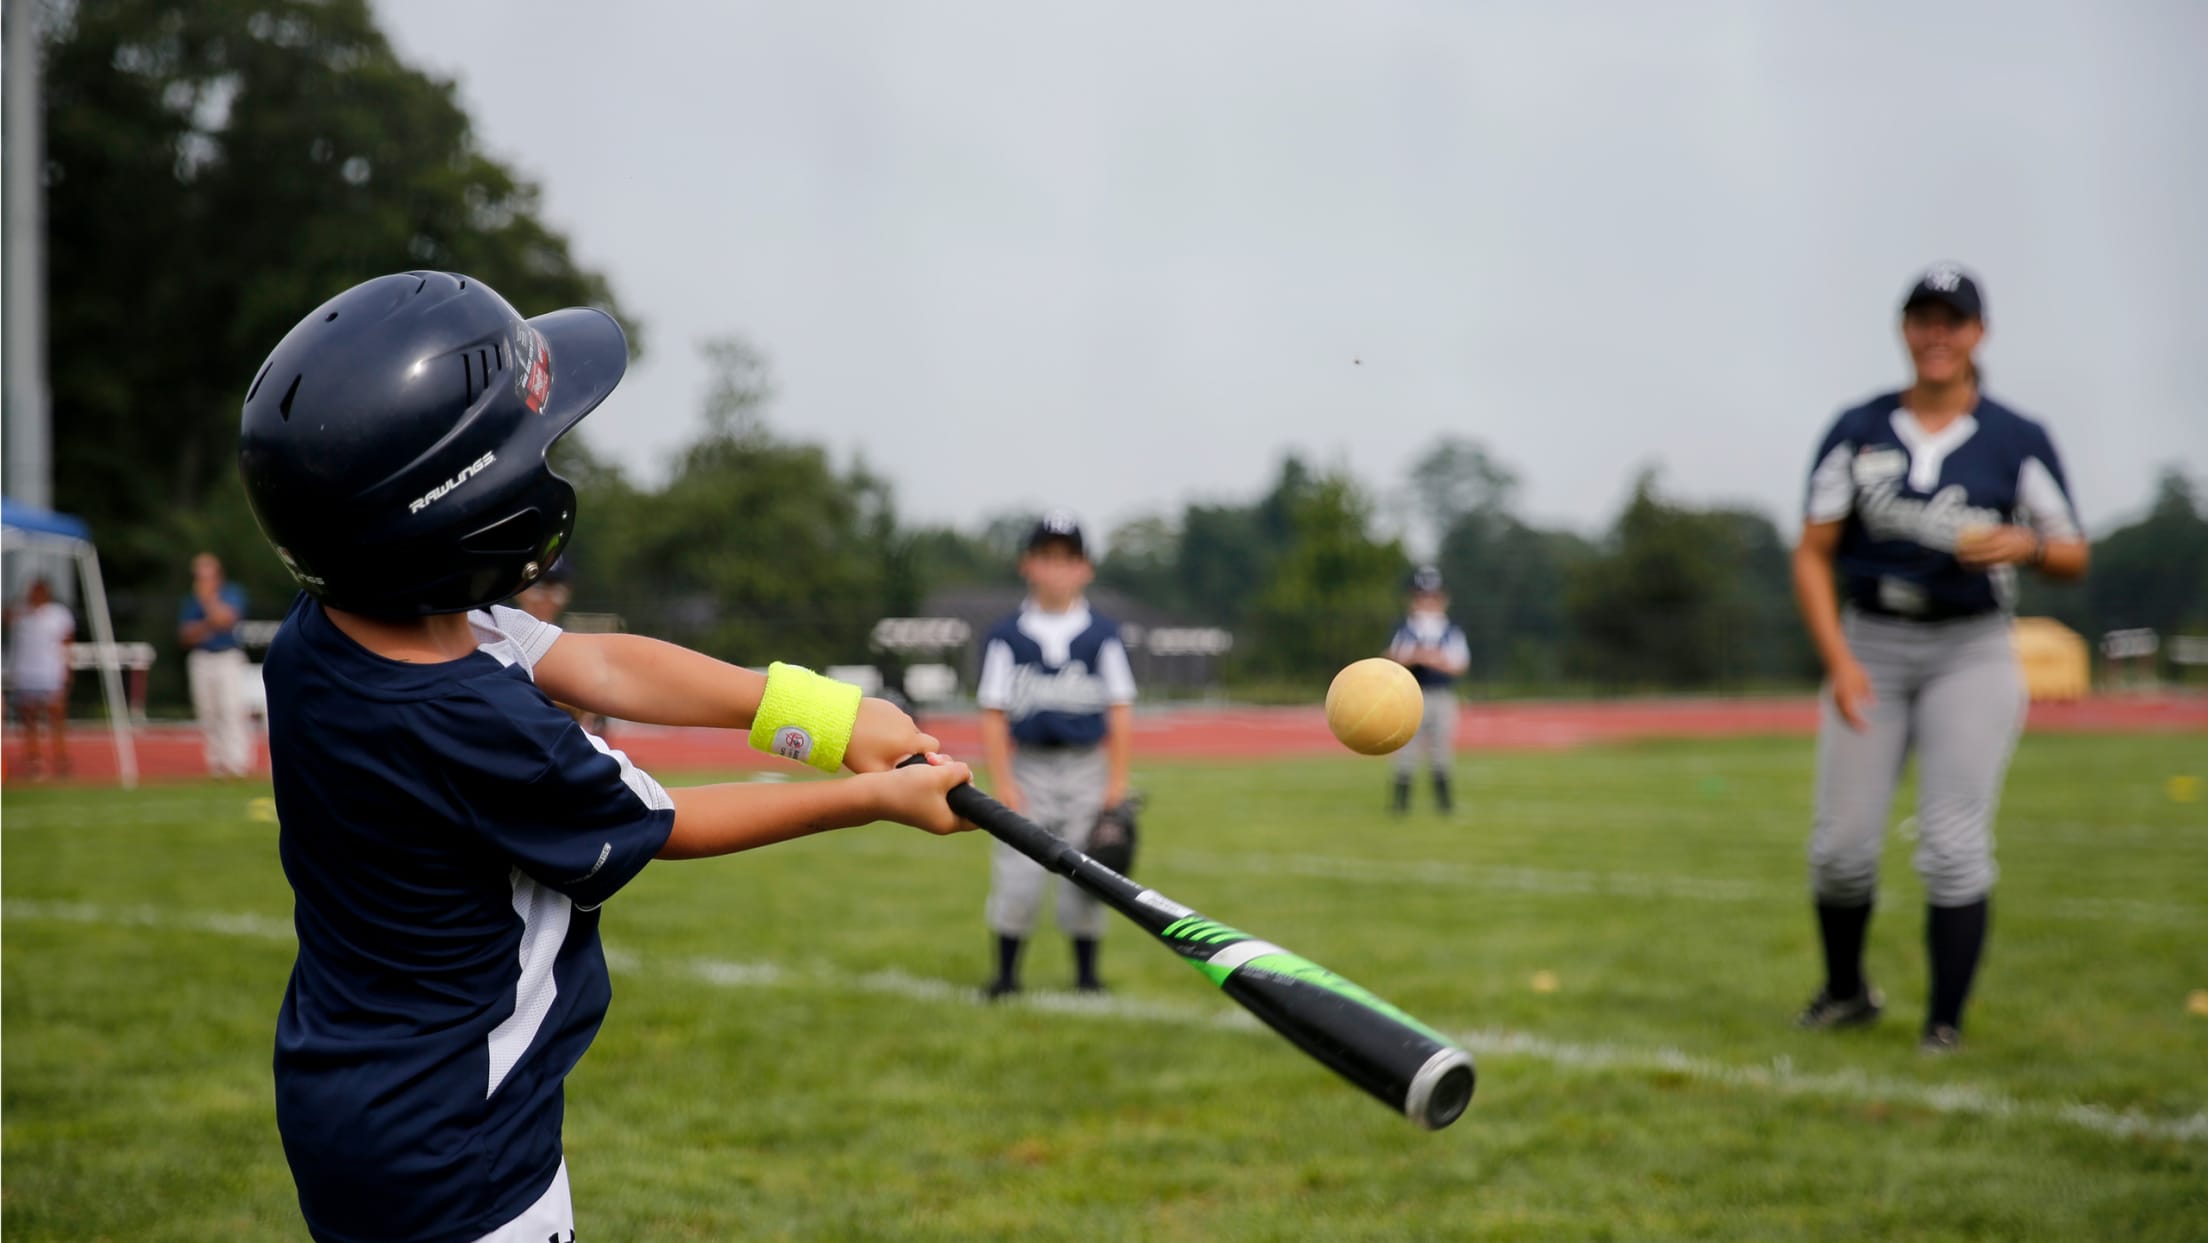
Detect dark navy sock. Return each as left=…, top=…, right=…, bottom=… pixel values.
left=993, top=935, right=1024, bottom=988
left=1816, top=901, right=1874, bottom=1000
left=1072, top=937, right=1100, bottom=988
left=1926, top=898, right=1990, bottom=1029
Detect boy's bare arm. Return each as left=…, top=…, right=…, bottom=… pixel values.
left=658, top=756, right=972, bottom=859
left=534, top=633, right=765, bottom=728
left=535, top=633, right=937, bottom=771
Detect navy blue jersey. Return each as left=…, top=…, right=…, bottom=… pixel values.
left=265, top=595, right=674, bottom=1243
left=1387, top=613, right=1470, bottom=688
left=1805, top=392, right=2080, bottom=620
left=975, top=601, right=1136, bottom=746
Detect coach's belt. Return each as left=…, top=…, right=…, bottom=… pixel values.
left=1853, top=602, right=2002, bottom=625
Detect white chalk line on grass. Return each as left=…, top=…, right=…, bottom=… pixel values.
left=9, top=792, right=2198, bottom=855
left=7, top=899, right=2202, bottom=1146
left=1165, top=850, right=2204, bottom=927
left=7, top=899, right=297, bottom=940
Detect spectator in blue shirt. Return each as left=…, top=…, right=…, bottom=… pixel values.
left=178, top=552, right=253, bottom=777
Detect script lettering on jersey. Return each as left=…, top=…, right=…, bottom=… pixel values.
left=1856, top=478, right=2003, bottom=551
left=1009, top=661, right=1108, bottom=717
left=408, top=452, right=498, bottom=514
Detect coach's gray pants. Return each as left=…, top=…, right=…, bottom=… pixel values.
left=1394, top=686, right=1458, bottom=777
left=188, top=647, right=255, bottom=778
left=987, top=744, right=1108, bottom=939
left=1809, top=610, right=2025, bottom=908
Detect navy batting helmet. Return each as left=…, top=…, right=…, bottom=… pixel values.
left=237, top=272, right=627, bottom=615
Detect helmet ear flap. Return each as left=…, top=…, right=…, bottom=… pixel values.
left=462, top=509, right=549, bottom=556
left=472, top=476, right=576, bottom=595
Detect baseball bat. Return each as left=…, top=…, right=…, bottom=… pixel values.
left=918, top=762, right=1474, bottom=1130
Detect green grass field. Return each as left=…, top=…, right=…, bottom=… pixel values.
left=5, top=733, right=2203, bottom=1241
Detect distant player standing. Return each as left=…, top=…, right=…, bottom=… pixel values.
left=1792, top=263, right=2087, bottom=1053
left=1386, top=566, right=1469, bottom=815
left=238, top=271, right=972, bottom=1242
left=975, top=512, right=1137, bottom=998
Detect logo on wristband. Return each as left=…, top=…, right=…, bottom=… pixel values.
left=771, top=726, right=815, bottom=763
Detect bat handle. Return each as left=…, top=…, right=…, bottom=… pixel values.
left=895, top=754, right=1065, bottom=859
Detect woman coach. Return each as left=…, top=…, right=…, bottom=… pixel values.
left=1790, top=263, right=2087, bottom=1054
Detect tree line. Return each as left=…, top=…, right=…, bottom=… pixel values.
left=566, top=359, right=2206, bottom=695
left=30, top=0, right=2208, bottom=707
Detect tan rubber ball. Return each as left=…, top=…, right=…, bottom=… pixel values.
left=1324, top=658, right=1424, bottom=756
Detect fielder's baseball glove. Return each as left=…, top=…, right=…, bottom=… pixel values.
left=1087, top=793, right=1143, bottom=876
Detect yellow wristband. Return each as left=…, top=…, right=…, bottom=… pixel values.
left=748, top=662, right=863, bottom=773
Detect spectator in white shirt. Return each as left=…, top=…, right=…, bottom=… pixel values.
left=7, top=578, right=75, bottom=779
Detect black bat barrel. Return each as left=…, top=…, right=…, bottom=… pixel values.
left=933, top=772, right=1476, bottom=1130
left=1222, top=964, right=1476, bottom=1129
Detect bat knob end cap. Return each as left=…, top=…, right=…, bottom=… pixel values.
left=1407, top=1047, right=1476, bottom=1130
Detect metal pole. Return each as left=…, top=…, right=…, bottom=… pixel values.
left=77, top=542, right=137, bottom=789
left=4, top=0, right=55, bottom=510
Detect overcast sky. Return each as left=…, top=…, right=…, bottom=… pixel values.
left=376, top=0, right=2205, bottom=547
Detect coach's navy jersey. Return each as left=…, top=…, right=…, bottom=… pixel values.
left=265, top=595, right=674, bottom=1243
left=1388, top=613, right=1470, bottom=688
left=975, top=601, right=1136, bottom=746
left=1805, top=392, right=2080, bottom=620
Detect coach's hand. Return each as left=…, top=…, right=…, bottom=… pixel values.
left=843, top=697, right=941, bottom=773
left=1955, top=524, right=2040, bottom=569
left=1830, top=659, right=1875, bottom=733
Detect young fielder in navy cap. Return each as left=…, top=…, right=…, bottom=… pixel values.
left=238, top=271, right=972, bottom=1241
left=1386, top=565, right=1469, bottom=815
left=1792, top=263, right=2087, bottom=1054
left=973, top=511, right=1137, bottom=998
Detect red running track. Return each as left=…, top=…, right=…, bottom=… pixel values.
left=8, top=694, right=2203, bottom=787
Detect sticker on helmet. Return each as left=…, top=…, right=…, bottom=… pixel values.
left=514, top=325, right=554, bottom=414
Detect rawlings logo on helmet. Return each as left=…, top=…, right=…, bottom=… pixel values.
left=408, top=451, right=497, bottom=514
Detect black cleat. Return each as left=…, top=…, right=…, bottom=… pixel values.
left=981, top=979, right=1022, bottom=1003
left=1795, top=986, right=1884, bottom=1030
left=1074, top=979, right=1108, bottom=995
left=1919, top=1023, right=1963, bottom=1055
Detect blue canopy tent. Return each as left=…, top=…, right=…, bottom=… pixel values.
left=2, top=499, right=137, bottom=787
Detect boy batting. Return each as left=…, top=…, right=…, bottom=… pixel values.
left=239, top=271, right=973, bottom=1241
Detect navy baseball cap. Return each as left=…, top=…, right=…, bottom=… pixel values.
left=1024, top=510, right=1086, bottom=557
left=1902, top=263, right=1984, bottom=319
left=1408, top=564, right=1445, bottom=593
